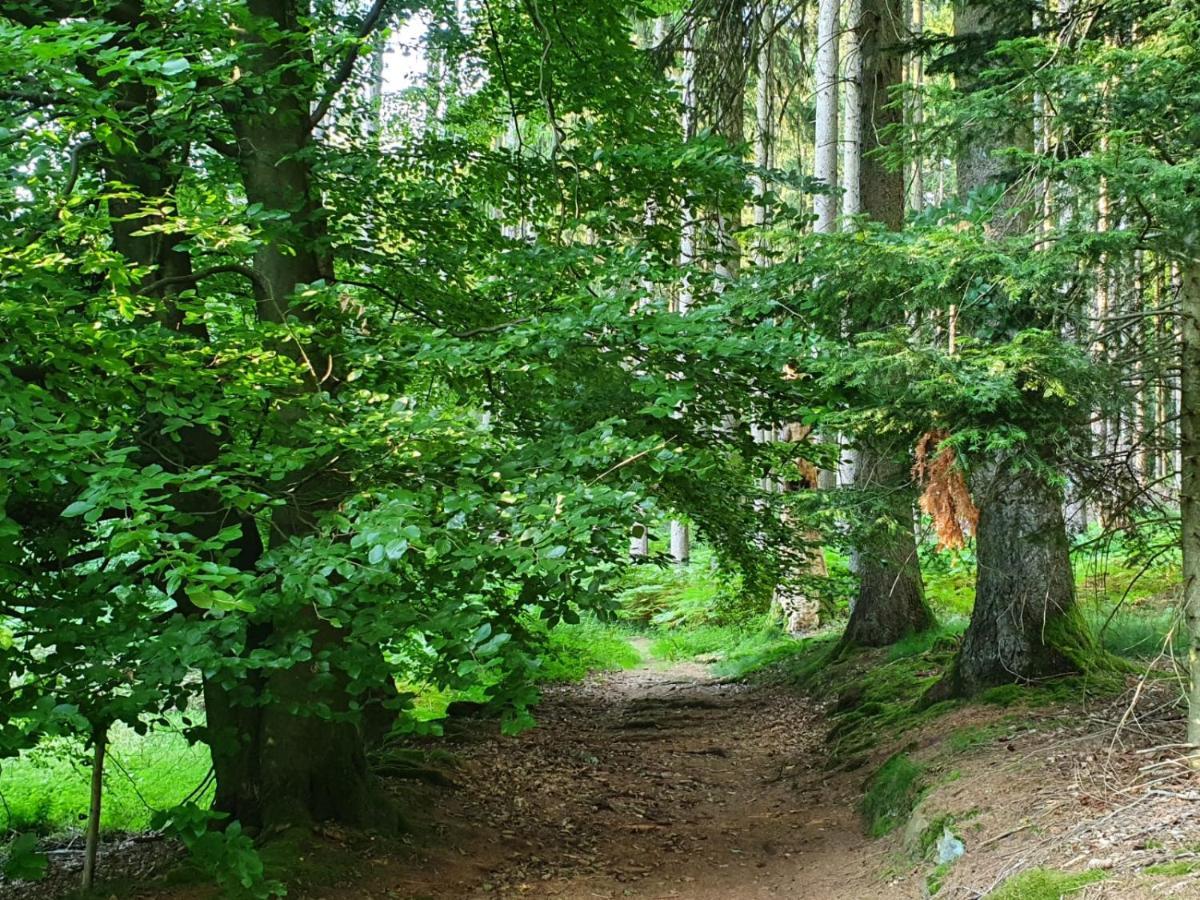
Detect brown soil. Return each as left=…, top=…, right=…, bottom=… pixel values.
left=382, top=652, right=884, bottom=900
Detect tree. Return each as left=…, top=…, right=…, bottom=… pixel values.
left=840, top=0, right=933, bottom=647
left=934, top=0, right=1091, bottom=695
left=813, top=0, right=841, bottom=233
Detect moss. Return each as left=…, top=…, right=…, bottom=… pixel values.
left=988, top=867, right=1108, bottom=900
left=863, top=753, right=926, bottom=838
left=926, top=860, right=954, bottom=895
left=918, top=814, right=958, bottom=858
left=945, top=723, right=1005, bottom=753
left=1144, top=860, right=1200, bottom=876
left=979, top=683, right=1024, bottom=706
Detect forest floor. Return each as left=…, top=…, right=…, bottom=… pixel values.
left=382, top=638, right=878, bottom=900
left=356, top=640, right=1200, bottom=900
left=11, top=636, right=1200, bottom=899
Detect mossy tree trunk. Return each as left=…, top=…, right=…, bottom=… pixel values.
left=950, top=462, right=1085, bottom=693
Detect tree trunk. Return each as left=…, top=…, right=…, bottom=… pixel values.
left=200, top=0, right=393, bottom=831
left=203, top=618, right=396, bottom=831
left=841, top=0, right=929, bottom=646
left=947, top=462, right=1085, bottom=693
left=937, top=0, right=1089, bottom=696
left=813, top=0, right=840, bottom=233
left=843, top=447, right=932, bottom=646
left=840, top=0, right=863, bottom=224
left=1180, top=260, right=1200, bottom=754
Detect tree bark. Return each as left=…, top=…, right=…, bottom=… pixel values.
left=841, top=0, right=863, bottom=223
left=813, top=0, right=840, bottom=233
left=843, top=446, right=932, bottom=645
left=841, top=0, right=930, bottom=646
left=947, top=462, right=1084, bottom=693
left=1180, top=259, right=1200, bottom=753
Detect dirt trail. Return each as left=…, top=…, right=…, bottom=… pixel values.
left=395, top=644, right=891, bottom=899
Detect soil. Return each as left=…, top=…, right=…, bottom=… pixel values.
left=385, top=647, right=883, bottom=900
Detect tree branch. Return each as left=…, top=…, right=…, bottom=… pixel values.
left=307, top=0, right=390, bottom=136
left=139, top=263, right=269, bottom=299
left=335, top=277, right=441, bottom=328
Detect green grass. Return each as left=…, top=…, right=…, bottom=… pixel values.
left=0, top=721, right=211, bottom=836
left=535, top=617, right=642, bottom=681
left=863, top=753, right=926, bottom=837
left=988, top=867, right=1107, bottom=900
left=1143, top=860, right=1200, bottom=876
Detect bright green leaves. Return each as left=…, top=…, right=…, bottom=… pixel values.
left=1, top=833, right=48, bottom=883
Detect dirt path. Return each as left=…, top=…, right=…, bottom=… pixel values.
left=393, top=644, right=892, bottom=899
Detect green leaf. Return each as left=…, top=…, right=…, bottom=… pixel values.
left=160, top=57, right=190, bottom=75
left=3, top=834, right=48, bottom=882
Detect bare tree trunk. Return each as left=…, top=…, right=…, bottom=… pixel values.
left=1180, top=259, right=1200, bottom=756
left=813, top=0, right=841, bottom=233
left=670, top=15, right=699, bottom=563
left=81, top=726, right=106, bottom=891
left=841, top=0, right=863, bottom=224
left=754, top=0, right=775, bottom=265
left=909, top=0, right=924, bottom=212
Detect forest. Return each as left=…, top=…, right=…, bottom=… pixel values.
left=1, top=0, right=1199, bottom=897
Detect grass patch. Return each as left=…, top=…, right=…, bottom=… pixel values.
left=0, top=721, right=211, bottom=836
left=988, top=867, right=1107, bottom=900
left=536, top=617, right=641, bottom=682
left=1144, top=860, right=1200, bottom=876
left=863, top=753, right=926, bottom=837
left=945, top=723, right=1006, bottom=754
left=646, top=618, right=808, bottom=679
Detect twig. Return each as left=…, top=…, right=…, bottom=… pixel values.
left=307, top=0, right=390, bottom=135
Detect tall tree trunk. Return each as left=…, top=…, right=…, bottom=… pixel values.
left=841, top=0, right=863, bottom=224
left=204, top=0, right=396, bottom=832
left=935, top=0, right=1089, bottom=696
left=813, top=0, right=840, bottom=233
left=841, top=0, right=932, bottom=647
left=670, top=15, right=699, bottom=564
left=753, top=0, right=774, bottom=265
left=909, top=0, right=924, bottom=212
left=1180, top=259, right=1200, bottom=755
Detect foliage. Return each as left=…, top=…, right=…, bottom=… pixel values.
left=0, top=834, right=48, bottom=883
left=152, top=805, right=284, bottom=899
left=0, top=722, right=211, bottom=835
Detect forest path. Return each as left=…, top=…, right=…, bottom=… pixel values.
left=392, top=643, right=892, bottom=900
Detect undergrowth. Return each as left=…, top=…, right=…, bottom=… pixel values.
left=0, top=720, right=212, bottom=836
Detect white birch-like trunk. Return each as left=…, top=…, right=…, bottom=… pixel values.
left=841, top=0, right=863, bottom=224
left=813, top=0, right=841, bottom=233
left=753, top=0, right=775, bottom=265
left=670, top=16, right=699, bottom=564
left=910, top=0, right=925, bottom=212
